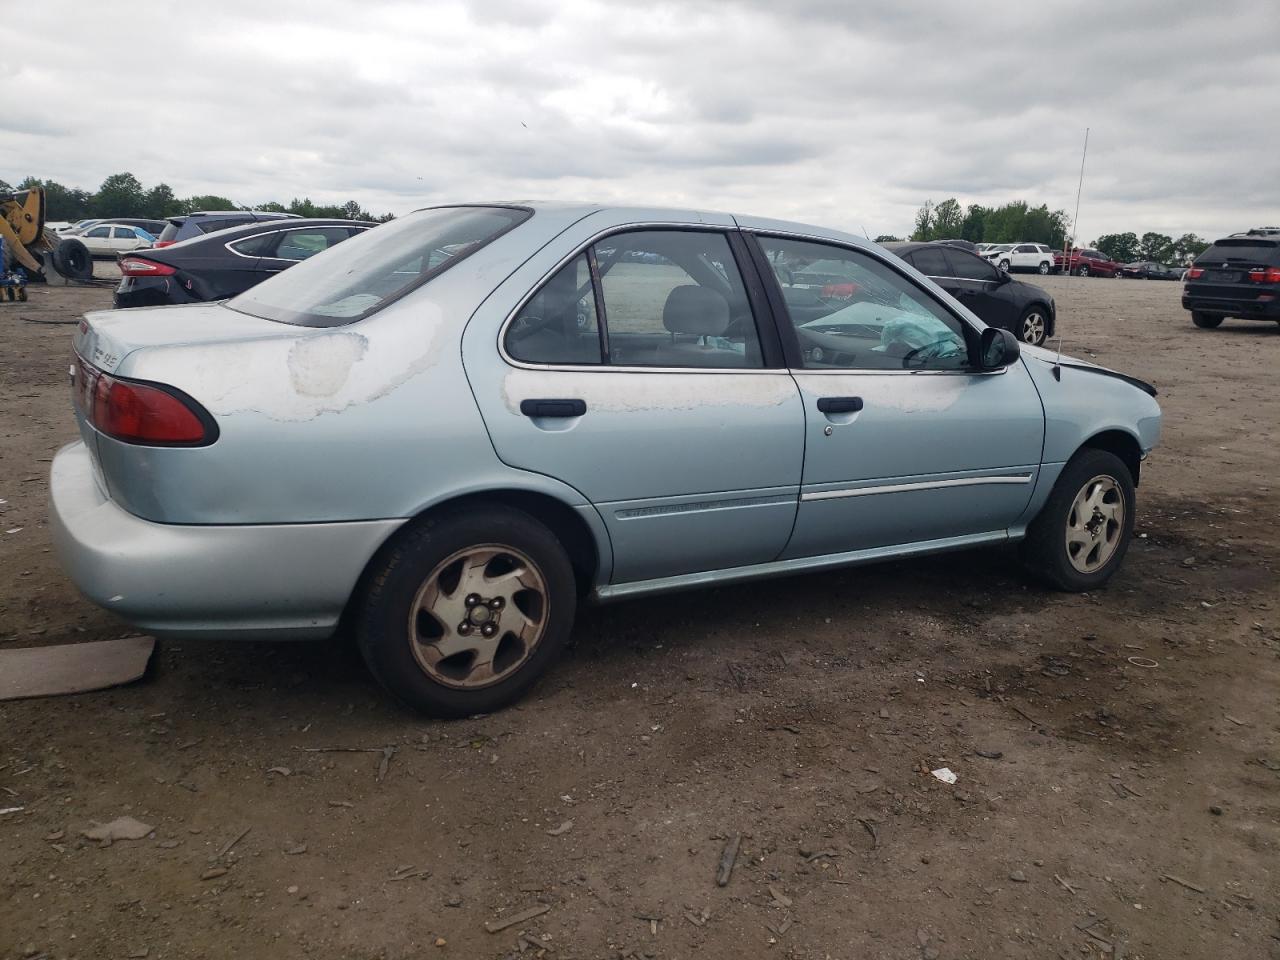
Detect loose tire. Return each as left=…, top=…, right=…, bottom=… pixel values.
left=1191, top=312, right=1223, bottom=329
left=1020, top=449, right=1135, bottom=592
left=1018, top=306, right=1049, bottom=346
left=1076, top=265, right=1090, bottom=277
left=1038, top=261, right=1050, bottom=275
left=355, top=504, right=577, bottom=717
left=52, top=238, right=93, bottom=281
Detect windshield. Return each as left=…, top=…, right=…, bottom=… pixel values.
left=229, top=206, right=531, bottom=327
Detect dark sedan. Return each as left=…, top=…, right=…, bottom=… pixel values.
left=1119, top=261, right=1182, bottom=280
left=883, top=241, right=1056, bottom=345
left=114, top=218, right=375, bottom=308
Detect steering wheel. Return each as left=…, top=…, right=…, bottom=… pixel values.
left=899, top=339, right=960, bottom=368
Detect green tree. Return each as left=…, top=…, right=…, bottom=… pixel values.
left=960, top=204, right=988, bottom=242
left=14, top=176, right=93, bottom=220
left=931, top=198, right=963, bottom=238
left=1093, top=232, right=1140, bottom=263
left=1173, top=233, right=1209, bottom=262
left=144, top=183, right=185, bottom=220
left=92, top=172, right=146, bottom=217
left=873, top=234, right=901, bottom=243
left=910, top=199, right=935, bottom=241
left=1138, top=232, right=1175, bottom=262
left=183, top=194, right=241, bottom=212
left=254, top=201, right=288, bottom=213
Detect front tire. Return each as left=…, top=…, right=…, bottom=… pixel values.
left=355, top=505, right=577, bottom=717
left=999, top=259, right=1012, bottom=272
left=1191, top=312, right=1223, bottom=329
left=1018, top=306, right=1049, bottom=346
left=1076, top=265, right=1090, bottom=277
left=1020, top=449, right=1135, bottom=592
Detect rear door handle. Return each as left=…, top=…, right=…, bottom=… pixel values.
left=520, top=398, right=587, bottom=418
left=816, top=396, right=863, bottom=414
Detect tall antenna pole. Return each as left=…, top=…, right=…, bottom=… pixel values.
left=1066, top=128, right=1090, bottom=271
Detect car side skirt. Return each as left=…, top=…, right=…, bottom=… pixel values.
left=592, top=529, right=1011, bottom=602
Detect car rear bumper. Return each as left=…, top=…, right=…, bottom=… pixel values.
left=1182, top=291, right=1280, bottom=319
left=113, top=277, right=195, bottom=309
left=49, top=442, right=405, bottom=640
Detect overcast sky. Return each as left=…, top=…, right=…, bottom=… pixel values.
left=7, top=1, right=1278, bottom=241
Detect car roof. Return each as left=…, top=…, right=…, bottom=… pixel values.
left=208, top=217, right=377, bottom=238
left=185, top=210, right=303, bottom=218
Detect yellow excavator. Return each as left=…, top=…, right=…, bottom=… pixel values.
left=1, top=185, right=100, bottom=298
left=1, top=186, right=56, bottom=280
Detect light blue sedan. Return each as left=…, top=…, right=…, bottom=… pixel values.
left=51, top=203, right=1161, bottom=716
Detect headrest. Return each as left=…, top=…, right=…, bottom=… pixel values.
left=662, top=285, right=730, bottom=337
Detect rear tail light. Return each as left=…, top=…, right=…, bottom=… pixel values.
left=152, top=240, right=176, bottom=248
left=119, top=256, right=176, bottom=277
left=1247, top=266, right=1280, bottom=283
left=72, top=354, right=215, bottom=446
left=1186, top=267, right=1204, bottom=279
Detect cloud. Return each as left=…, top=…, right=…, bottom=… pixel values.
left=5, top=0, right=1278, bottom=240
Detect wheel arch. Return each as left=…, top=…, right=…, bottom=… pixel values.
left=1079, top=428, right=1143, bottom=486
left=342, top=487, right=609, bottom=634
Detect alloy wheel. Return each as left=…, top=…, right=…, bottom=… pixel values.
left=1021, top=312, right=1047, bottom=345
left=1065, top=475, right=1124, bottom=574
left=407, top=544, right=549, bottom=689
left=1038, top=262, right=1049, bottom=274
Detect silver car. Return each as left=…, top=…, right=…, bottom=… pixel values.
left=51, top=203, right=1162, bottom=716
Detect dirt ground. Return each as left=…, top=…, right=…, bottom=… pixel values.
left=1, top=275, right=1278, bottom=960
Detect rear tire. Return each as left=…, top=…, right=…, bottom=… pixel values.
left=355, top=504, right=577, bottom=717
left=1038, top=262, right=1050, bottom=274
left=1191, top=312, right=1223, bottom=329
left=1021, top=449, right=1135, bottom=592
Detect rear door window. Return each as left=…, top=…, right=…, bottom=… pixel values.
left=272, top=227, right=355, bottom=261
left=906, top=247, right=950, bottom=277
left=228, top=232, right=278, bottom=257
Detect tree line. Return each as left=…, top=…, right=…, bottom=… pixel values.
left=893, top=197, right=1211, bottom=264
left=1, top=172, right=395, bottom=224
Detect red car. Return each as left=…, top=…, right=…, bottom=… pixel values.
left=1054, top=247, right=1122, bottom=277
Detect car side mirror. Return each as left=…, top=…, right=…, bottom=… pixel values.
left=979, top=327, right=1020, bottom=369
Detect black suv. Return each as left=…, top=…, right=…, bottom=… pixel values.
left=1182, top=234, right=1280, bottom=328
left=154, top=210, right=300, bottom=248
left=884, top=241, right=1056, bottom=346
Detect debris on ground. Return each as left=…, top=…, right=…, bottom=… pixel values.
left=483, top=904, right=551, bottom=933
left=81, top=817, right=153, bottom=842
left=715, top=835, right=741, bottom=887
left=930, top=767, right=957, bottom=785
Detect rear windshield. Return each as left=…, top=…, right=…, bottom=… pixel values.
left=228, top=206, right=531, bottom=327
left=1197, top=239, right=1280, bottom=265
left=157, top=220, right=183, bottom=243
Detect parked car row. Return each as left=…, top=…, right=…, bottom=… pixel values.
left=55, top=202, right=1162, bottom=716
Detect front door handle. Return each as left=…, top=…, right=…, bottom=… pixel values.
left=816, top=396, right=863, bottom=414
left=520, top=398, right=587, bottom=418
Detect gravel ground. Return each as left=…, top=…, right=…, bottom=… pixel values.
left=1, top=276, right=1278, bottom=960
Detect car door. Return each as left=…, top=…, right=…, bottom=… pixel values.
left=1010, top=244, right=1036, bottom=270
left=932, top=248, right=1021, bottom=332
left=463, top=218, right=805, bottom=584
left=747, top=233, right=1044, bottom=558
left=81, top=225, right=112, bottom=255
left=111, top=226, right=141, bottom=252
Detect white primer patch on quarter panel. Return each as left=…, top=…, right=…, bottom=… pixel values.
left=133, top=302, right=448, bottom=422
